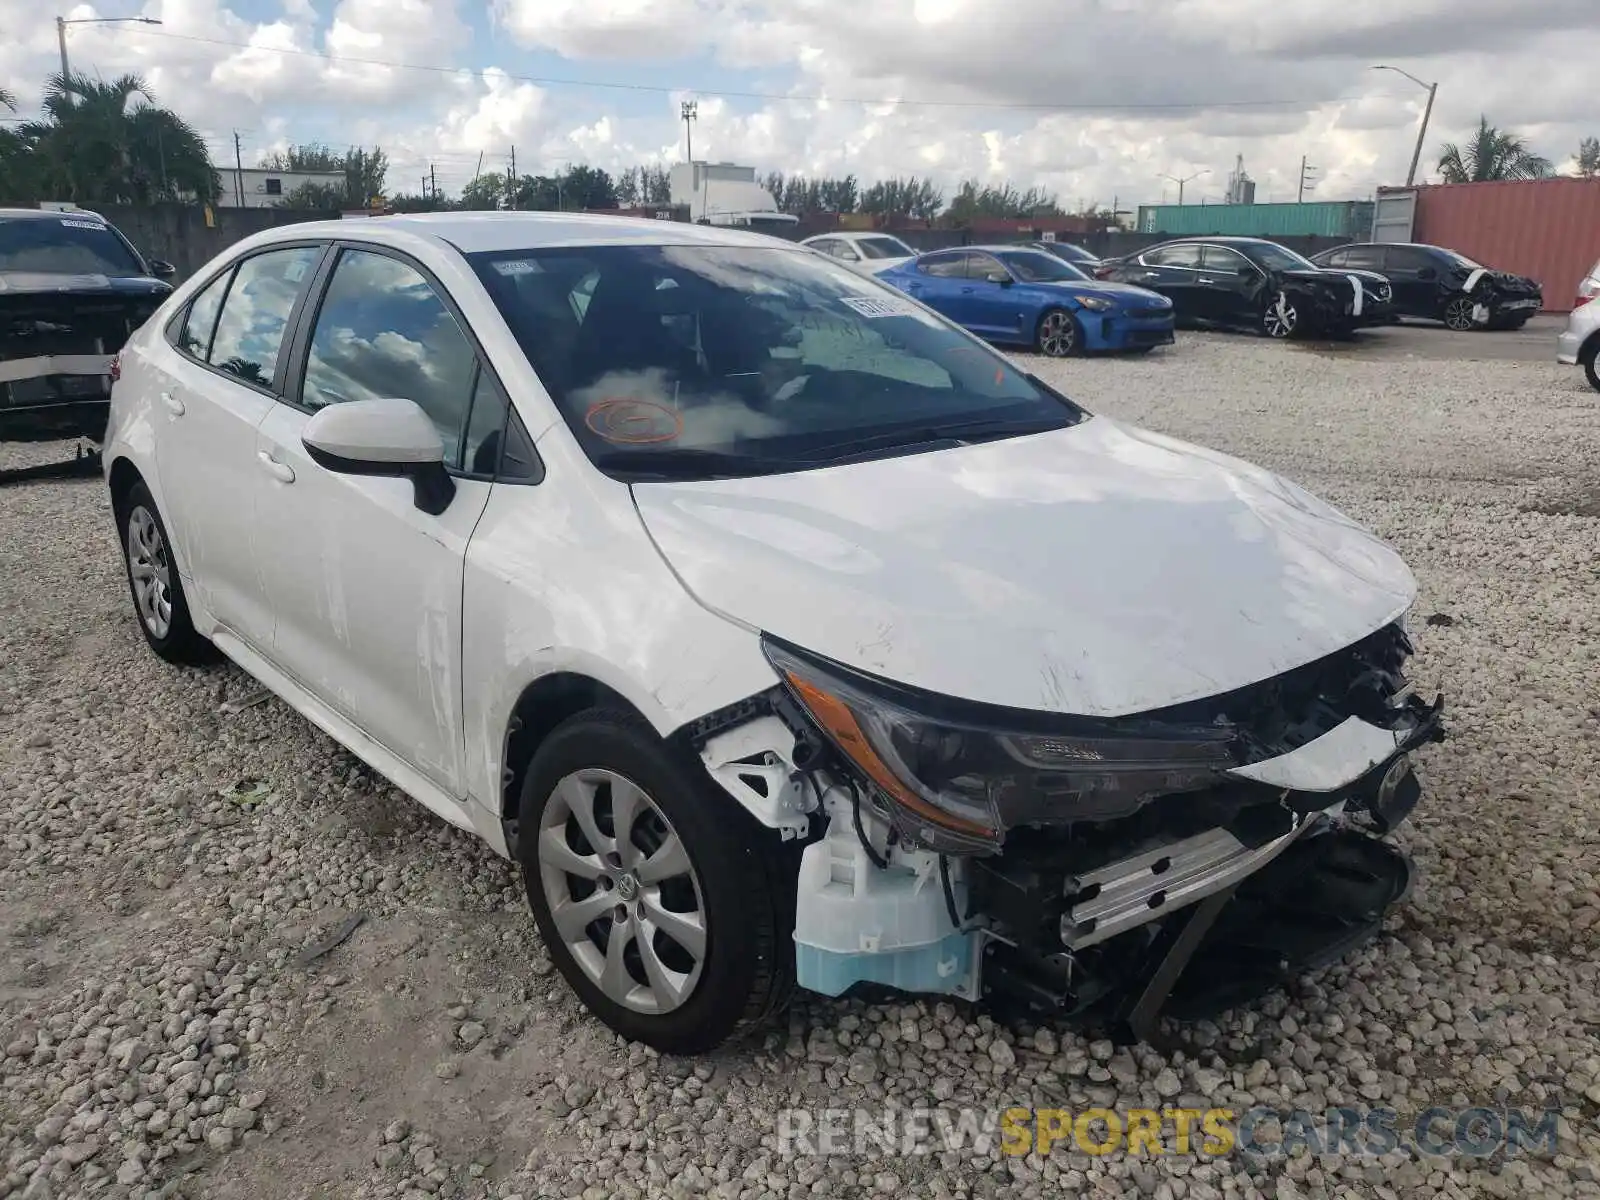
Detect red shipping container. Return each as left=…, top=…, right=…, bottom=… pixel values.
left=1393, top=179, right=1600, bottom=313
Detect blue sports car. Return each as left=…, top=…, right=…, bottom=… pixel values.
left=875, top=245, right=1175, bottom=356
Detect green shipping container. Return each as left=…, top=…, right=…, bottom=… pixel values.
left=1135, top=201, right=1374, bottom=240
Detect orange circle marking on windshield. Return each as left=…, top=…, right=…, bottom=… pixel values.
left=584, top=398, right=684, bottom=444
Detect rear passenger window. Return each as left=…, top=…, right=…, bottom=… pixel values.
left=178, top=269, right=233, bottom=359
left=207, top=246, right=321, bottom=388
left=1341, top=246, right=1385, bottom=271
left=301, top=249, right=479, bottom=469
left=1148, top=244, right=1202, bottom=268
left=919, top=253, right=968, bottom=278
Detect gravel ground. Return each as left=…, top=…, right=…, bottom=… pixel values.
left=2, top=331, right=1598, bottom=1200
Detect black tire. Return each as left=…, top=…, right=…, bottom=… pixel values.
left=1262, top=291, right=1299, bottom=339
left=1035, top=308, right=1081, bottom=357
left=1582, top=340, right=1600, bottom=393
left=517, top=709, right=793, bottom=1054
left=1442, top=296, right=1477, bottom=331
left=118, top=481, right=213, bottom=664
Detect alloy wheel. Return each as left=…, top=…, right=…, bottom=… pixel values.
left=1443, top=297, right=1476, bottom=331
left=126, top=506, right=173, bottom=639
left=1263, top=293, right=1298, bottom=338
left=1038, top=311, right=1077, bottom=357
left=538, top=768, right=707, bottom=1015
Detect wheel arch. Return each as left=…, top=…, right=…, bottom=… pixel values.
left=108, top=455, right=144, bottom=524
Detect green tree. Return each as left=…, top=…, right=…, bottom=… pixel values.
left=860, top=175, right=944, bottom=219
left=1576, top=137, right=1600, bottom=179
left=277, top=181, right=347, bottom=210
left=1437, top=117, right=1554, bottom=183
left=11, top=72, right=217, bottom=204
left=260, top=143, right=388, bottom=207
left=460, top=173, right=508, bottom=210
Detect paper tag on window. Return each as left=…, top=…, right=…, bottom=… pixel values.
left=59, top=219, right=106, bottom=230
left=839, top=295, right=918, bottom=319
left=284, top=259, right=308, bottom=283
left=493, top=260, right=542, bottom=276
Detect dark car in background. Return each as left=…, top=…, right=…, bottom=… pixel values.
left=1309, top=242, right=1542, bottom=330
left=878, top=245, right=1174, bottom=356
left=1097, top=237, right=1393, bottom=339
left=1, top=208, right=175, bottom=449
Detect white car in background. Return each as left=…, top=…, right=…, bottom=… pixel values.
left=798, top=231, right=918, bottom=275
left=1557, top=255, right=1600, bottom=392
left=103, top=212, right=1442, bottom=1054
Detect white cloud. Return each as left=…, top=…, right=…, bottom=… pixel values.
left=1, top=0, right=1593, bottom=211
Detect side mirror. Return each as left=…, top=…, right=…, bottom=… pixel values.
left=149, top=259, right=176, bottom=279
left=301, top=398, right=455, bottom=515
left=986, top=271, right=1013, bottom=286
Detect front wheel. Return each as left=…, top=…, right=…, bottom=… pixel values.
left=1443, top=296, right=1478, bottom=331
left=1582, top=341, right=1600, bottom=393
left=1262, top=292, right=1299, bottom=339
left=518, top=710, right=793, bottom=1054
left=1036, top=308, right=1081, bottom=357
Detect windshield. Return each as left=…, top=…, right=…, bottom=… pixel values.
left=1043, top=242, right=1097, bottom=264
left=856, top=236, right=915, bottom=260
left=997, top=251, right=1090, bottom=283
left=1440, top=249, right=1485, bottom=271
left=469, top=244, right=1083, bottom=480
left=0, top=215, right=146, bottom=276
left=1246, top=242, right=1318, bottom=272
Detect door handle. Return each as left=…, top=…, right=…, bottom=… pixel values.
left=257, top=450, right=295, bottom=483
left=161, top=391, right=185, bottom=416
left=960, top=286, right=976, bottom=294
left=1198, top=277, right=1216, bottom=285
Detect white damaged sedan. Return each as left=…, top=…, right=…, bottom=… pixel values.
left=103, top=212, right=1444, bottom=1053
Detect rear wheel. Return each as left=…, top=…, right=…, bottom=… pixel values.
left=517, top=709, right=793, bottom=1053
left=1036, top=309, right=1080, bottom=357
left=118, top=482, right=212, bottom=664
left=1442, top=296, right=1478, bottom=331
left=1262, top=292, right=1298, bottom=339
left=1582, top=340, right=1600, bottom=393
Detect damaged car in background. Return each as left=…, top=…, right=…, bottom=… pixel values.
left=1097, top=236, right=1394, bottom=339
left=1, top=207, right=174, bottom=482
left=1311, top=241, right=1542, bottom=330
left=102, top=213, right=1444, bottom=1055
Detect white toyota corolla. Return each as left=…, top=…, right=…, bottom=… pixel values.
left=104, top=213, right=1444, bottom=1053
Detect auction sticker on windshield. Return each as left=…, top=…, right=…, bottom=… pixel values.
left=839, top=295, right=921, bottom=319
left=60, top=219, right=106, bottom=230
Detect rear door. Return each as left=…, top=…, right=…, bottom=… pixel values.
left=1140, top=244, right=1204, bottom=320
left=250, top=243, right=503, bottom=794
left=903, top=251, right=971, bottom=316
left=151, top=242, right=327, bottom=646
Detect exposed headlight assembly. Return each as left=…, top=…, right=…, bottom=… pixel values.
left=1074, top=295, right=1118, bottom=313
left=763, top=638, right=1239, bottom=855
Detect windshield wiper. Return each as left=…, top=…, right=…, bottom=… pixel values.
left=802, top=415, right=1069, bottom=464
left=595, top=447, right=812, bottom=480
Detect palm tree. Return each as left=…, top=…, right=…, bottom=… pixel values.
left=1577, top=137, right=1600, bottom=179
left=17, top=72, right=218, bottom=204
left=0, top=87, right=15, bottom=111
left=1437, top=117, right=1554, bottom=183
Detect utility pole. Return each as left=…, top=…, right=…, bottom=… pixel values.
left=507, top=147, right=516, bottom=210
left=430, top=163, right=438, bottom=204
left=54, top=15, right=163, bottom=89
left=233, top=131, right=244, bottom=209
left=1298, top=157, right=1318, bottom=203
left=56, top=16, right=69, bottom=80
left=680, top=100, right=697, bottom=166
left=1371, top=66, right=1438, bottom=188
left=1159, top=170, right=1208, bottom=206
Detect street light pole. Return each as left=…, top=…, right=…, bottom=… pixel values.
left=1371, top=65, right=1438, bottom=187
left=1159, top=170, right=1208, bottom=205
left=54, top=14, right=163, bottom=82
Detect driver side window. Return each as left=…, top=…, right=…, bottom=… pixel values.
left=301, top=249, right=480, bottom=469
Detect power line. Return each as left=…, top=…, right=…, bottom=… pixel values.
left=121, top=27, right=1404, bottom=115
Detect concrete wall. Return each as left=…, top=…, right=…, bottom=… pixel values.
left=95, top=205, right=337, bottom=282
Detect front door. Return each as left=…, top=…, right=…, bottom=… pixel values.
left=1198, top=244, right=1260, bottom=328
left=152, top=244, right=325, bottom=646
left=251, top=245, right=505, bottom=795
left=956, top=252, right=1021, bottom=337
left=1376, top=246, right=1435, bottom=317
left=902, top=251, right=972, bottom=319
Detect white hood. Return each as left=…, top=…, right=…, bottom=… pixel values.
left=632, top=417, right=1416, bottom=717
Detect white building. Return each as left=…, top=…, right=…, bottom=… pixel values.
left=668, top=161, right=797, bottom=231
left=218, top=167, right=348, bottom=209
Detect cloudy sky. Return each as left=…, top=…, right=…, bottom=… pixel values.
left=2, top=0, right=1592, bottom=211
